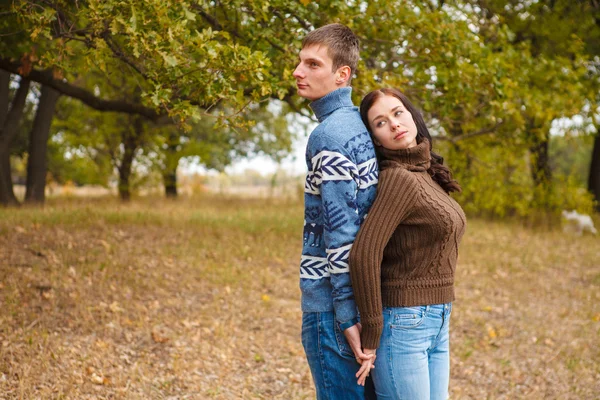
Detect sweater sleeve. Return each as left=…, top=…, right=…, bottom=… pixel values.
left=349, top=168, right=419, bottom=349
left=310, top=135, right=363, bottom=329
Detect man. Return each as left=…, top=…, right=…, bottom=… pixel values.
left=293, top=23, right=379, bottom=398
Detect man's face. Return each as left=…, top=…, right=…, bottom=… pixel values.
left=293, top=45, right=340, bottom=101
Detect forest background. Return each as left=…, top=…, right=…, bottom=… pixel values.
left=0, top=0, right=599, bottom=213
left=1, top=1, right=599, bottom=399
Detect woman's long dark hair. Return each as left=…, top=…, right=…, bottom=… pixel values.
left=360, top=88, right=461, bottom=194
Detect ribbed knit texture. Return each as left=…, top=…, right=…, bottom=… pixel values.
left=349, top=139, right=466, bottom=349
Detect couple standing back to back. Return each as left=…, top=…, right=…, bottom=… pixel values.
left=294, top=24, right=467, bottom=400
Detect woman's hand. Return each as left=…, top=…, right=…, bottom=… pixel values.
left=356, top=348, right=376, bottom=386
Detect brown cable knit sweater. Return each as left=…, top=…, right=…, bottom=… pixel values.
left=349, top=139, right=466, bottom=349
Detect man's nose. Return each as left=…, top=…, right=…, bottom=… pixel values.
left=293, top=65, right=304, bottom=79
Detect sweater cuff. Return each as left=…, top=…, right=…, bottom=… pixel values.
left=335, top=300, right=359, bottom=331
left=360, top=320, right=384, bottom=349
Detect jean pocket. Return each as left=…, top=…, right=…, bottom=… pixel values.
left=390, top=306, right=426, bottom=329
left=333, top=320, right=356, bottom=359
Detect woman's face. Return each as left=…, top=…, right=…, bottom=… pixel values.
left=367, top=95, right=418, bottom=150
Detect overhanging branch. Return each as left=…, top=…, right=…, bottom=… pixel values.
left=0, top=58, right=163, bottom=121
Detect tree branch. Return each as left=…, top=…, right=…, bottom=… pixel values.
left=0, top=58, right=162, bottom=121
left=191, top=5, right=243, bottom=40
left=271, top=8, right=312, bottom=31
left=101, top=31, right=149, bottom=81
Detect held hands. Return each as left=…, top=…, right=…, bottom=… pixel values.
left=356, top=348, right=376, bottom=386
left=342, top=323, right=376, bottom=386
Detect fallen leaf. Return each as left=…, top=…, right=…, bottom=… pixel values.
left=99, top=240, right=111, bottom=252
left=109, top=301, right=123, bottom=313
left=90, top=372, right=106, bottom=385
left=152, top=325, right=171, bottom=343
left=42, top=290, right=54, bottom=300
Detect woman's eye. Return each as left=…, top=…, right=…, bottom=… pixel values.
left=376, top=120, right=385, bottom=128
left=395, top=110, right=403, bottom=116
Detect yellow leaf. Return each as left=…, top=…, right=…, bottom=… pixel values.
left=487, top=327, right=497, bottom=339
left=99, top=240, right=111, bottom=252
left=90, top=372, right=107, bottom=385
left=300, top=0, right=311, bottom=5
left=261, top=294, right=271, bottom=302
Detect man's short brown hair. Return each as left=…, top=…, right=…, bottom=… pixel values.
left=302, top=23, right=360, bottom=85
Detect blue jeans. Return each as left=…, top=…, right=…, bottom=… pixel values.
left=302, top=311, right=370, bottom=400
left=372, top=303, right=452, bottom=400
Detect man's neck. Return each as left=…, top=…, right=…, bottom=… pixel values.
left=309, top=87, right=354, bottom=123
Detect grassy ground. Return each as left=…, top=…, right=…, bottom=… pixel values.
left=0, top=196, right=598, bottom=399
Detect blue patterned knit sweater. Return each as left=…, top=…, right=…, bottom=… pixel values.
left=300, top=87, right=378, bottom=329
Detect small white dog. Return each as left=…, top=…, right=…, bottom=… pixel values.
left=561, top=210, right=598, bottom=236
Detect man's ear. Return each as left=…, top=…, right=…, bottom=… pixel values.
left=335, top=66, right=351, bottom=85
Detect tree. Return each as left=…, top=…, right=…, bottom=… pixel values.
left=4, top=0, right=597, bottom=214
left=459, top=0, right=600, bottom=209
left=2, top=0, right=303, bottom=201
left=0, top=72, right=30, bottom=205
left=25, top=84, right=60, bottom=203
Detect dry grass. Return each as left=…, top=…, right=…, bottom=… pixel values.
left=0, top=196, right=598, bottom=399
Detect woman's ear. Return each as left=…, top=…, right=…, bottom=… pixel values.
left=372, top=137, right=381, bottom=146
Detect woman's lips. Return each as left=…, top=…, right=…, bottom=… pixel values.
left=394, top=131, right=408, bottom=140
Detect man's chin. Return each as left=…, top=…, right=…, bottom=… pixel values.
left=297, top=89, right=314, bottom=101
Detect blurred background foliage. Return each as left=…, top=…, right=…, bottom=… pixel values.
left=0, top=0, right=598, bottom=216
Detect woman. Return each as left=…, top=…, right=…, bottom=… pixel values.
left=349, top=88, right=466, bottom=399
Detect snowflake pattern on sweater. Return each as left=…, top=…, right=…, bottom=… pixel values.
left=300, top=87, right=378, bottom=327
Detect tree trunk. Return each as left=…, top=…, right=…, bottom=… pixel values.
left=588, top=131, right=600, bottom=212
left=117, top=116, right=142, bottom=201
left=528, top=120, right=552, bottom=209
left=163, top=170, right=178, bottom=198
left=163, top=137, right=179, bottom=198
left=529, top=133, right=552, bottom=187
left=0, top=73, right=31, bottom=206
left=25, top=85, right=60, bottom=204
left=118, top=161, right=132, bottom=201
left=0, top=71, right=8, bottom=126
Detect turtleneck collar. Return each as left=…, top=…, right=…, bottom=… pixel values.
left=309, top=87, right=354, bottom=123
left=377, top=139, right=431, bottom=172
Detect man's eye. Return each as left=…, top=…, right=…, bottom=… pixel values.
left=310, top=62, right=318, bottom=67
